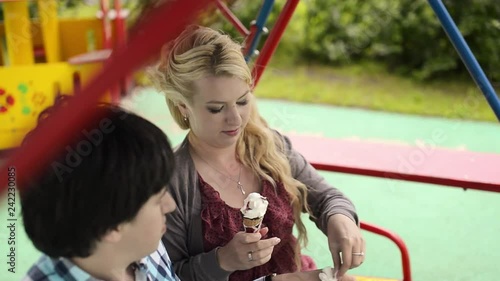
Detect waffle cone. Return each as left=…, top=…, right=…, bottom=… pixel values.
left=243, top=216, right=263, bottom=228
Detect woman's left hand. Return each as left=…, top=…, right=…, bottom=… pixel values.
left=327, top=214, right=365, bottom=280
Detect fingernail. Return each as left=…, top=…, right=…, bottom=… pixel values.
left=274, top=238, right=281, bottom=244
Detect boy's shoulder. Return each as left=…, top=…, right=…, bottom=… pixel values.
left=22, top=254, right=96, bottom=281
left=22, top=243, right=179, bottom=281
left=22, top=255, right=57, bottom=281
left=144, top=241, right=180, bottom=281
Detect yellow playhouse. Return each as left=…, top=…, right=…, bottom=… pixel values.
left=0, top=0, right=128, bottom=151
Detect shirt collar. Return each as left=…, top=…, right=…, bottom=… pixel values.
left=56, top=257, right=149, bottom=281
left=55, top=257, right=101, bottom=281
left=137, top=256, right=149, bottom=271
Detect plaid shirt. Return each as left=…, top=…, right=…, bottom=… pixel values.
left=22, top=241, right=180, bottom=281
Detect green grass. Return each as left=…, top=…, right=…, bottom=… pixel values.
left=256, top=62, right=499, bottom=122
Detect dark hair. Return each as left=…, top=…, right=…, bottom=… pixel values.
left=19, top=102, right=175, bottom=258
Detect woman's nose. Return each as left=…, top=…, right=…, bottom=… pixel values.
left=225, top=104, right=241, bottom=124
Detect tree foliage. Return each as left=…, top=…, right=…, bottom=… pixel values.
left=1, top=0, right=498, bottom=81
left=215, top=0, right=500, bottom=81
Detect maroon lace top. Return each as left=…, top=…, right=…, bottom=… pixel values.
left=199, top=175, right=316, bottom=281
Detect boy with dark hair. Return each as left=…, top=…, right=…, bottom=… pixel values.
left=20, top=103, right=179, bottom=281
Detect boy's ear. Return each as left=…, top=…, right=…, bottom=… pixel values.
left=101, top=225, right=124, bottom=243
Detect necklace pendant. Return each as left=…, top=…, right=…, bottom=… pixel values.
left=237, top=182, right=245, bottom=195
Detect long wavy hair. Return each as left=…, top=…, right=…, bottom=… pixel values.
left=149, top=25, right=311, bottom=269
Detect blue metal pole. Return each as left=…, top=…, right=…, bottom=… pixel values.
left=245, top=0, right=275, bottom=62
left=428, top=0, right=500, bottom=122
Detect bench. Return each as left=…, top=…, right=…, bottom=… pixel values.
left=287, top=134, right=500, bottom=193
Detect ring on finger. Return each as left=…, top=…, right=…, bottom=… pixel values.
left=247, top=251, right=254, bottom=261
left=352, top=251, right=365, bottom=256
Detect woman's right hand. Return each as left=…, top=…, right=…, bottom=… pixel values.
left=216, top=227, right=281, bottom=271
left=273, top=270, right=357, bottom=281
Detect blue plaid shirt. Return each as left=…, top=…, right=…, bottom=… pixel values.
left=22, top=241, right=180, bottom=281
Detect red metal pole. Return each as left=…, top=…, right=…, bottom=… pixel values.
left=252, top=0, right=299, bottom=86
left=310, top=163, right=500, bottom=193
left=214, top=0, right=249, bottom=36
left=361, top=221, right=412, bottom=281
left=100, top=0, right=113, bottom=49
left=0, top=0, right=212, bottom=191
left=112, top=0, right=130, bottom=100
left=114, top=0, right=127, bottom=47
left=244, top=25, right=258, bottom=58
left=73, top=72, right=81, bottom=95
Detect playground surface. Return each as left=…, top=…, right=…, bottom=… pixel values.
left=1, top=88, right=499, bottom=281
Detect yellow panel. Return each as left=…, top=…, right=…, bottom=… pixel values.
left=3, top=1, right=35, bottom=65
left=0, top=22, right=44, bottom=52
left=0, top=17, right=113, bottom=64
left=59, top=19, right=104, bottom=61
left=37, top=0, right=61, bottom=63
left=0, top=62, right=109, bottom=150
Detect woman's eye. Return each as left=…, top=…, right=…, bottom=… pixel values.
left=237, top=100, right=248, bottom=106
left=208, top=107, right=223, bottom=114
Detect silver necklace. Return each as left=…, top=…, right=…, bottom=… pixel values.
left=192, top=149, right=246, bottom=195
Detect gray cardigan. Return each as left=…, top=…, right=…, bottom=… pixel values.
left=162, top=131, right=359, bottom=281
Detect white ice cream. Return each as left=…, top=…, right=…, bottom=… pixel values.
left=319, top=266, right=337, bottom=281
left=240, top=192, right=269, bottom=218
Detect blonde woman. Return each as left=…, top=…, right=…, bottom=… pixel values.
left=150, top=25, right=365, bottom=281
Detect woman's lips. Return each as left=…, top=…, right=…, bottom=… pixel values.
left=222, top=128, right=239, bottom=136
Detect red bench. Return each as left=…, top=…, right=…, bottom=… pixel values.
left=287, top=134, right=500, bottom=193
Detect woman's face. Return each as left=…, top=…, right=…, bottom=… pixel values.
left=179, top=75, right=252, bottom=149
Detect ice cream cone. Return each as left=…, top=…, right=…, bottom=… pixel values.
left=240, top=192, right=268, bottom=233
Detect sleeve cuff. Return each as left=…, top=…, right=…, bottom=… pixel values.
left=198, top=247, right=233, bottom=280
left=320, top=210, right=359, bottom=234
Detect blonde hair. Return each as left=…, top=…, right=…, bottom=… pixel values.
left=149, top=25, right=310, bottom=270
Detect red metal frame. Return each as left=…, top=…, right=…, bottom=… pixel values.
left=244, top=24, right=258, bottom=58
left=215, top=0, right=249, bottom=37
left=214, top=0, right=299, bottom=81
left=113, top=0, right=127, bottom=47
left=113, top=0, right=132, bottom=100
left=361, top=222, right=412, bottom=281
left=100, top=0, right=113, bottom=49
left=312, top=162, right=500, bottom=193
